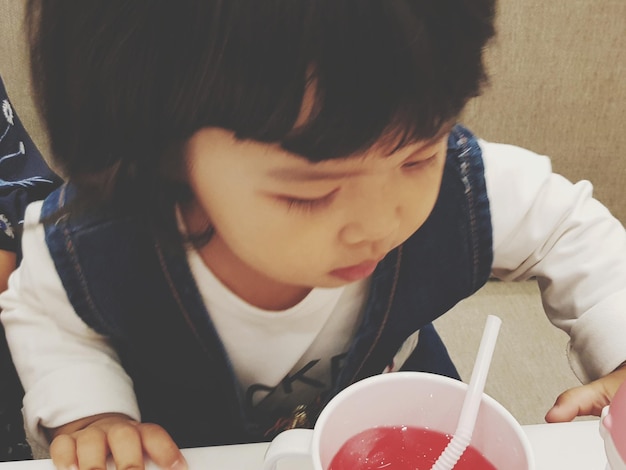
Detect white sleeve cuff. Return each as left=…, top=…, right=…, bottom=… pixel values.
left=565, top=289, right=626, bottom=383
left=23, top=363, right=140, bottom=450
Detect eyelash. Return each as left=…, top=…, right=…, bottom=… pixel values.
left=402, top=154, right=437, bottom=170
left=281, top=191, right=337, bottom=213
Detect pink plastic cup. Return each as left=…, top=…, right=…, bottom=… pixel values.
left=601, top=379, right=626, bottom=469
left=263, top=371, right=534, bottom=470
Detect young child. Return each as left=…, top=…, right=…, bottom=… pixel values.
left=0, top=74, right=62, bottom=461
left=1, top=1, right=625, bottom=469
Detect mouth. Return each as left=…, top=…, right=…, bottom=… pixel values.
left=330, top=259, right=381, bottom=282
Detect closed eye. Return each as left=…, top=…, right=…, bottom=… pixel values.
left=402, top=153, right=437, bottom=170
left=278, top=189, right=338, bottom=213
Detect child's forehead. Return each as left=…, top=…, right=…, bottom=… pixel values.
left=253, top=127, right=450, bottom=186
left=187, top=122, right=449, bottom=181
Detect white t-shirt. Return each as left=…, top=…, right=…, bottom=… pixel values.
left=189, top=246, right=369, bottom=415
left=2, top=140, right=626, bottom=449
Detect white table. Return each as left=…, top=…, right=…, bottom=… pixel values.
left=3, top=420, right=607, bottom=470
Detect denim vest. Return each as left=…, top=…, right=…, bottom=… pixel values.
left=41, top=125, right=493, bottom=447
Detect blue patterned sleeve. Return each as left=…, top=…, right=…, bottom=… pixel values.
left=0, top=76, right=62, bottom=259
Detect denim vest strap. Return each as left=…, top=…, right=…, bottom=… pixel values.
left=42, top=187, right=248, bottom=446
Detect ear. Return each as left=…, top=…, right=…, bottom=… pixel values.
left=178, top=198, right=214, bottom=248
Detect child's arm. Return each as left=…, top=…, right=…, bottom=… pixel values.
left=47, top=413, right=186, bottom=470
left=0, top=201, right=186, bottom=469
left=482, top=140, right=626, bottom=419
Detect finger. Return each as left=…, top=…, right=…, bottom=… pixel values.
left=108, top=422, right=145, bottom=470
left=75, top=426, right=109, bottom=470
left=49, top=434, right=78, bottom=470
left=545, top=384, right=608, bottom=423
left=138, top=423, right=187, bottom=470
left=545, top=398, right=580, bottom=423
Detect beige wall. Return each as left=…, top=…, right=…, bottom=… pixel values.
left=2, top=0, right=625, bottom=222
left=463, top=0, right=626, bottom=224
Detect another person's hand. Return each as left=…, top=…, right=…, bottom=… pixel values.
left=0, top=249, right=17, bottom=292
left=545, top=362, right=626, bottom=422
left=48, top=413, right=188, bottom=470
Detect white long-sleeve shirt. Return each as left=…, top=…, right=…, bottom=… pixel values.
left=2, top=140, right=626, bottom=449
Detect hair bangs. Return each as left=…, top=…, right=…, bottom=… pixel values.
left=202, top=0, right=494, bottom=162
left=27, top=0, right=495, bottom=223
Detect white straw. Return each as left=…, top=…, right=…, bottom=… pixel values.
left=430, top=315, right=502, bottom=470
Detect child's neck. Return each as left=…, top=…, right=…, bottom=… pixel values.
left=181, top=202, right=312, bottom=310
left=198, top=236, right=312, bottom=311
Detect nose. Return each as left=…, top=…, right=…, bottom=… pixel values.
left=339, top=195, right=400, bottom=248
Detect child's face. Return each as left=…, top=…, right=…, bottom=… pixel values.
left=184, top=126, right=447, bottom=308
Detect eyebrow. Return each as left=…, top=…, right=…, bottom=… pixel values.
left=267, top=124, right=452, bottom=182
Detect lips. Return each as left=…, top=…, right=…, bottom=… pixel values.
left=330, top=260, right=381, bottom=282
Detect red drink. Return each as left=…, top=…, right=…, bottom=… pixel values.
left=329, top=425, right=496, bottom=470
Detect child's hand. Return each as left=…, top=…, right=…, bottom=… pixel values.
left=48, top=413, right=188, bottom=470
left=545, top=362, right=626, bottom=422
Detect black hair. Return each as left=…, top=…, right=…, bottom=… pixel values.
left=27, top=0, right=496, bottom=225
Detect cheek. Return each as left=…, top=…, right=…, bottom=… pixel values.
left=401, top=164, right=445, bottom=233
left=202, top=188, right=334, bottom=258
